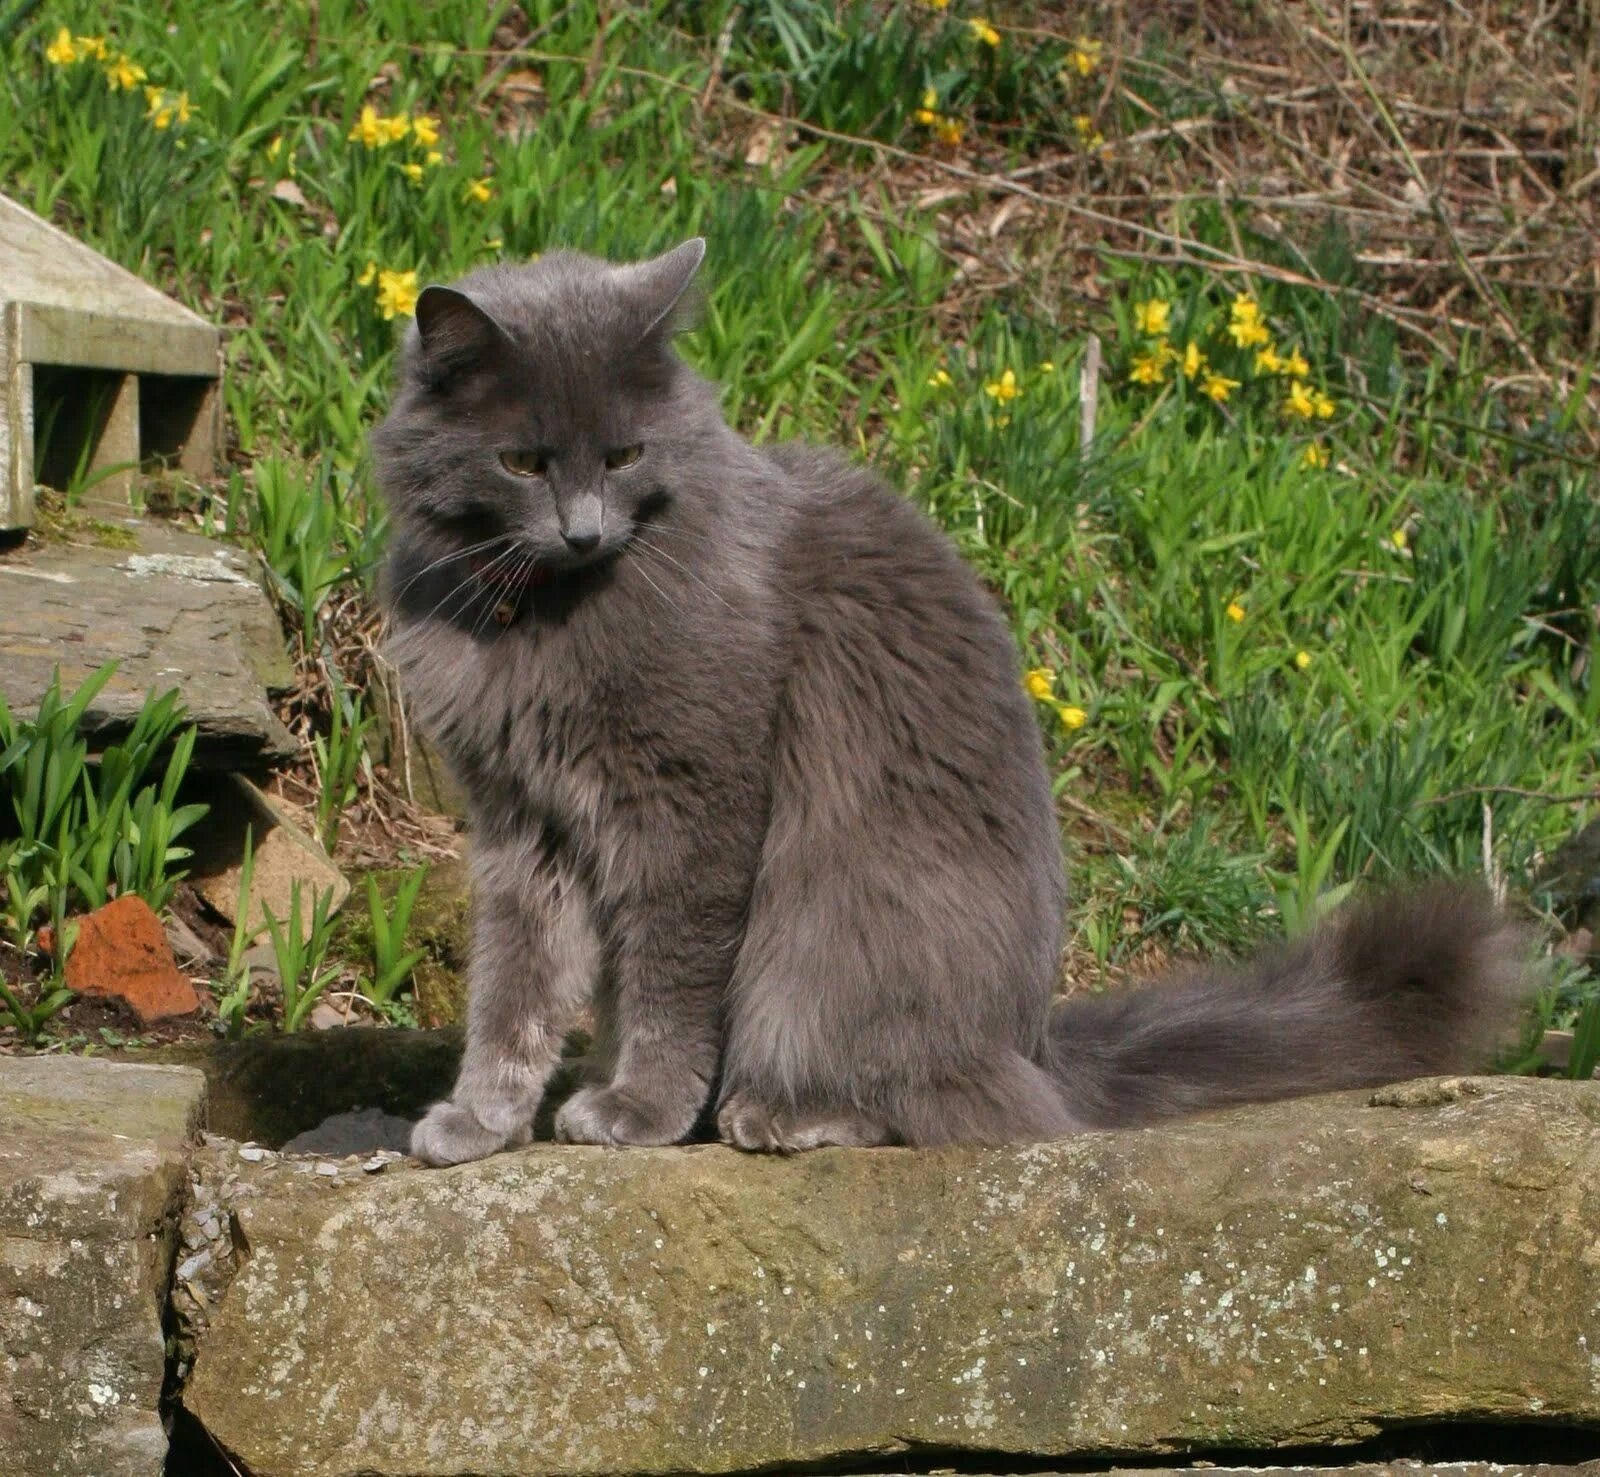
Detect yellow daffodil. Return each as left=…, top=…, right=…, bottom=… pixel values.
left=1294, top=650, right=1312, bottom=671
left=1281, top=347, right=1310, bottom=378
left=45, top=28, right=78, bottom=65
left=969, top=17, right=1001, bottom=46
left=357, top=260, right=378, bottom=287
left=1039, top=361, right=1055, bottom=374
left=348, top=105, right=385, bottom=148
left=104, top=53, right=147, bottom=90
left=1228, top=320, right=1270, bottom=349
left=915, top=87, right=939, bottom=126
left=1226, top=295, right=1271, bottom=348
left=411, top=114, right=440, bottom=148
left=1133, top=298, right=1171, bottom=336
left=1225, top=601, right=1246, bottom=623
left=985, top=368, right=1021, bottom=404
left=380, top=113, right=411, bottom=144
left=1024, top=667, right=1055, bottom=701
left=1201, top=371, right=1240, bottom=403
left=1389, top=528, right=1408, bottom=551
left=144, top=87, right=188, bottom=129
left=934, top=116, right=964, bottom=146
left=464, top=177, right=494, bottom=204
left=1301, top=442, right=1329, bottom=469
left=928, top=368, right=953, bottom=389
left=1312, top=390, right=1336, bottom=419
left=376, top=268, right=420, bottom=320
left=1284, top=380, right=1317, bottom=419
left=1129, top=344, right=1171, bottom=385
left=1072, top=114, right=1105, bottom=149
left=401, top=161, right=424, bottom=182
left=923, top=0, right=951, bottom=8
left=266, top=135, right=284, bottom=162
left=485, top=236, right=504, bottom=251
left=1181, top=340, right=1206, bottom=380
left=1069, top=36, right=1103, bottom=75
left=1254, top=344, right=1283, bottom=374
left=425, top=149, right=443, bottom=166
left=77, top=34, right=109, bottom=61
left=1057, top=703, right=1088, bottom=732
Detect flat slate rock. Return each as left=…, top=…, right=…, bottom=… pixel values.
left=0, top=517, right=292, bottom=761
left=0, top=1056, right=207, bottom=1477
left=1098, top=1469, right=1600, bottom=1477
left=181, top=1075, right=1600, bottom=1477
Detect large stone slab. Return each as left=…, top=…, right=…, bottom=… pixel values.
left=1107, top=1470, right=1600, bottom=1477
left=0, top=1056, right=207, bottom=1477
left=182, top=1076, right=1600, bottom=1477
left=0, top=517, right=293, bottom=762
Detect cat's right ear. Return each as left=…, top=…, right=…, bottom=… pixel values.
left=413, top=286, right=512, bottom=389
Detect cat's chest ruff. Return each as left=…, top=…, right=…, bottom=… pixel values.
left=456, top=633, right=624, bottom=834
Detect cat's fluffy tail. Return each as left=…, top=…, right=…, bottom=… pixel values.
left=1046, top=880, right=1531, bottom=1128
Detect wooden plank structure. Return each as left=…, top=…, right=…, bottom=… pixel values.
left=0, top=192, right=222, bottom=529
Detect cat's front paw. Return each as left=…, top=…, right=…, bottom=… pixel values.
left=411, top=1100, right=531, bottom=1166
left=553, top=1084, right=695, bottom=1146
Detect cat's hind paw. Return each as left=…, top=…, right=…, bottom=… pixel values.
left=411, top=1100, right=530, bottom=1166
left=716, top=1092, right=891, bottom=1153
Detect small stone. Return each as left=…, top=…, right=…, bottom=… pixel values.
left=309, top=1001, right=349, bottom=1030
left=164, top=911, right=215, bottom=968
left=242, top=941, right=280, bottom=986
left=281, top=1107, right=415, bottom=1157
left=237, top=1145, right=267, bottom=1163
left=191, top=774, right=349, bottom=944
left=1556, top=925, right=1594, bottom=960
left=176, top=1249, right=212, bottom=1282
left=65, top=895, right=201, bottom=1025
left=314, top=1162, right=340, bottom=1178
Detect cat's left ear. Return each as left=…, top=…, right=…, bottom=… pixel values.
left=630, top=238, right=706, bottom=340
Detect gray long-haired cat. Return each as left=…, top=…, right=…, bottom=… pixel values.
left=374, top=239, right=1526, bottom=1166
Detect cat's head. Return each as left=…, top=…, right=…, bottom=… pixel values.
left=372, top=239, right=714, bottom=594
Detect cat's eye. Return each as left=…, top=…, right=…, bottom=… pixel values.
left=605, top=445, right=643, bottom=471
left=500, top=449, right=550, bottom=478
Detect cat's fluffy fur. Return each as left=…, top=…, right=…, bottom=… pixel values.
left=373, top=240, right=1528, bottom=1166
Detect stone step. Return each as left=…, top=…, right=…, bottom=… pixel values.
left=0, top=1055, right=207, bottom=1477
left=0, top=516, right=294, bottom=762
left=0, top=191, right=222, bottom=530
left=175, top=1075, right=1600, bottom=1477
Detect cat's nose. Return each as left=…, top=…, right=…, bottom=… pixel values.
left=563, top=527, right=600, bottom=554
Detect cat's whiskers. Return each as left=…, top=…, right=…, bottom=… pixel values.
left=416, top=542, right=521, bottom=631
left=391, top=534, right=512, bottom=602
left=622, top=546, right=682, bottom=616
left=468, top=547, right=534, bottom=642
left=637, top=522, right=825, bottom=612
left=629, top=533, right=738, bottom=615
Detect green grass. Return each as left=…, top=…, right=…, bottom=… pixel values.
left=0, top=664, right=205, bottom=1037
left=1, top=2, right=1594, bottom=1034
